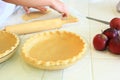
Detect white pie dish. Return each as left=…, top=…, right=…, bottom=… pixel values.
left=0, top=30, right=19, bottom=63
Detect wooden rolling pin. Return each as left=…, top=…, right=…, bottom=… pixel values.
left=5, top=15, right=78, bottom=34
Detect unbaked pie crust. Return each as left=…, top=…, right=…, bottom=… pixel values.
left=21, top=31, right=86, bottom=70
left=0, top=30, right=19, bottom=63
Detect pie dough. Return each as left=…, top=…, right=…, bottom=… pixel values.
left=21, top=31, right=86, bottom=70
left=0, top=30, right=19, bottom=63
left=22, top=10, right=50, bottom=21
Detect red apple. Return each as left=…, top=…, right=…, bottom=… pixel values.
left=103, top=28, right=118, bottom=39
left=110, top=18, right=120, bottom=30
left=108, top=36, right=120, bottom=54
left=93, top=34, right=108, bottom=51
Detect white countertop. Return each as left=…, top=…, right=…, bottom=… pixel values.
left=0, top=0, right=120, bottom=80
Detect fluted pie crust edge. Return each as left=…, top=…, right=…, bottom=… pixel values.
left=21, top=30, right=86, bottom=70
left=0, top=30, right=19, bottom=62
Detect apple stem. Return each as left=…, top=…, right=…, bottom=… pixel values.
left=118, top=30, right=120, bottom=36
left=118, top=30, right=120, bottom=40
left=101, top=30, right=104, bottom=33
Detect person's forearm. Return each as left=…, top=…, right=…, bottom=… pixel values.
left=4, top=0, right=52, bottom=7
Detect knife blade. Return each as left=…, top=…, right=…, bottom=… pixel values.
left=86, top=16, right=109, bottom=24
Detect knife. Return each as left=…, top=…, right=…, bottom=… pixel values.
left=86, top=16, right=109, bottom=24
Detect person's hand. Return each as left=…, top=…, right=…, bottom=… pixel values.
left=23, top=6, right=47, bottom=14
left=23, top=0, right=69, bottom=17
left=4, top=0, right=69, bottom=17
left=48, top=0, right=69, bottom=17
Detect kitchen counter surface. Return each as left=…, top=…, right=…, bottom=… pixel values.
left=0, top=0, right=120, bottom=80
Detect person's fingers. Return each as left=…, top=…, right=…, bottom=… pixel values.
left=61, top=5, right=69, bottom=17
left=50, top=0, right=69, bottom=17
left=62, top=13, right=67, bottom=17
left=23, top=6, right=30, bottom=14
left=35, top=6, right=47, bottom=13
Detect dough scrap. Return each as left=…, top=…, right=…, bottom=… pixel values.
left=22, top=10, right=50, bottom=21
